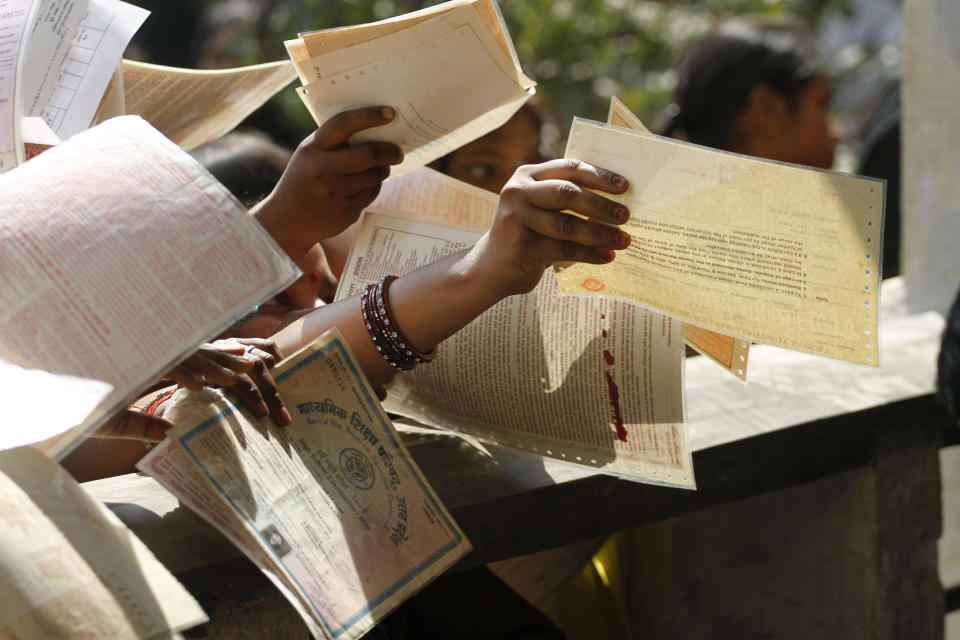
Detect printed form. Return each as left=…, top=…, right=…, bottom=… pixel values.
left=123, top=59, right=296, bottom=150
left=337, top=208, right=691, bottom=487
left=0, top=0, right=39, bottom=172
left=289, top=0, right=534, bottom=175
left=608, top=97, right=750, bottom=379
left=40, top=0, right=148, bottom=138
left=0, top=446, right=205, bottom=638
left=0, top=116, right=298, bottom=456
left=559, top=118, right=884, bottom=366
left=140, top=329, right=469, bottom=640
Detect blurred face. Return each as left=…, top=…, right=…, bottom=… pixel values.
left=776, top=77, right=842, bottom=169
left=445, top=107, right=542, bottom=193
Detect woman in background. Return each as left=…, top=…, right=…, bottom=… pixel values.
left=662, top=16, right=842, bottom=170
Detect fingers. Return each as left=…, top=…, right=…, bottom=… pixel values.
left=519, top=179, right=630, bottom=226
left=94, top=409, right=172, bottom=442
left=230, top=360, right=290, bottom=427
left=334, top=142, right=403, bottom=174
left=313, top=106, right=396, bottom=149
left=518, top=205, right=632, bottom=250
left=524, top=158, right=628, bottom=194
left=339, top=165, right=391, bottom=195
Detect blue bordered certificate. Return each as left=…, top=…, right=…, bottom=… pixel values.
left=139, top=328, right=470, bottom=640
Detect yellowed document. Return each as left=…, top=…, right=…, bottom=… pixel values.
left=607, top=97, right=750, bottom=380
left=296, top=0, right=516, bottom=74
left=122, top=59, right=296, bottom=150
left=559, top=118, right=884, bottom=366
left=0, top=116, right=298, bottom=457
left=338, top=211, right=692, bottom=487
left=139, top=329, right=469, bottom=640
left=290, top=0, right=533, bottom=176
left=372, top=166, right=498, bottom=231
left=0, top=446, right=206, bottom=638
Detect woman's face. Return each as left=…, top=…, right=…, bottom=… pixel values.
left=444, top=108, right=542, bottom=193
left=774, top=77, right=843, bottom=169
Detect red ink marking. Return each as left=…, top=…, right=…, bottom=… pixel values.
left=605, top=371, right=627, bottom=442
left=601, top=329, right=608, bottom=338
left=601, top=314, right=606, bottom=319
left=309, top=271, right=320, bottom=284
left=603, top=349, right=615, bottom=365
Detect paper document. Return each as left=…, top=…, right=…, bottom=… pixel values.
left=40, top=0, right=147, bottom=138
left=288, top=0, right=534, bottom=176
left=139, top=329, right=469, bottom=640
left=22, top=0, right=87, bottom=119
left=559, top=118, right=884, bottom=366
left=0, top=446, right=206, bottom=638
left=0, top=0, right=39, bottom=172
left=338, top=211, right=691, bottom=487
left=21, top=114, right=60, bottom=159
left=607, top=97, right=750, bottom=380
left=0, top=115, right=298, bottom=457
left=0, top=358, right=112, bottom=451
left=123, top=59, right=296, bottom=150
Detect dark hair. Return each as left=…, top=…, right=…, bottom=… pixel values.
left=190, top=130, right=292, bottom=207
left=662, top=16, right=824, bottom=149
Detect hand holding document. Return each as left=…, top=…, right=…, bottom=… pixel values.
left=139, top=329, right=469, bottom=640
left=0, top=116, right=298, bottom=456
left=0, top=446, right=206, bottom=638
left=287, top=0, right=535, bottom=176
left=337, top=166, right=692, bottom=487
left=559, top=118, right=884, bottom=366
left=607, top=97, right=751, bottom=379
left=122, top=59, right=297, bottom=150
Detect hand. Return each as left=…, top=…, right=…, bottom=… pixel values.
left=469, top=159, right=631, bottom=297
left=93, top=408, right=172, bottom=442
left=166, top=338, right=291, bottom=427
left=252, top=106, right=404, bottom=262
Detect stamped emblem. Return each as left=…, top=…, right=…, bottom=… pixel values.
left=581, top=278, right=605, bottom=292
left=339, top=447, right=376, bottom=490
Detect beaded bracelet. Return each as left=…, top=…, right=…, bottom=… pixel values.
left=361, top=275, right=437, bottom=370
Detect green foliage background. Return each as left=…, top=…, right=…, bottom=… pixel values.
left=210, top=0, right=853, bottom=147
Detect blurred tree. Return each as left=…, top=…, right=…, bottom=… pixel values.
left=165, top=0, right=853, bottom=149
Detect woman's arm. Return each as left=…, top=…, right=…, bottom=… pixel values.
left=273, top=159, right=631, bottom=387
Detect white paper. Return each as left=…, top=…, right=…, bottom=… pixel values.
left=22, top=0, right=87, bottom=116
left=0, top=116, right=299, bottom=457
left=41, top=0, right=148, bottom=138
left=0, top=0, right=38, bottom=172
left=0, top=358, right=112, bottom=451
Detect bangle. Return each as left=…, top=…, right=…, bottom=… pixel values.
left=361, top=275, right=436, bottom=370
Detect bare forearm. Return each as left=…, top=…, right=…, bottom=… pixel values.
left=271, top=247, right=501, bottom=387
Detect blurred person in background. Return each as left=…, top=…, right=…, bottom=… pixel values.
left=661, top=15, right=842, bottom=171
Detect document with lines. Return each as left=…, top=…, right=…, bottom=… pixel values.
left=286, top=0, right=534, bottom=176
left=336, top=206, right=691, bottom=488
left=139, top=329, right=469, bottom=640
left=0, top=116, right=298, bottom=457
left=558, top=118, right=885, bottom=366
left=607, top=97, right=751, bottom=380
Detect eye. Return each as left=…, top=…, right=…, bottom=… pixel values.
left=273, top=291, right=292, bottom=306
left=467, top=164, right=494, bottom=181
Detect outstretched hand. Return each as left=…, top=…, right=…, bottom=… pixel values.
left=167, top=338, right=291, bottom=427
left=252, top=106, right=404, bottom=262
left=470, top=159, right=631, bottom=298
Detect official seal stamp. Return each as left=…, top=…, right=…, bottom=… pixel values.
left=581, top=277, right=605, bottom=291
left=339, top=447, right=375, bottom=490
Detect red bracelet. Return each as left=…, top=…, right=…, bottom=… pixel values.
left=361, top=275, right=436, bottom=370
